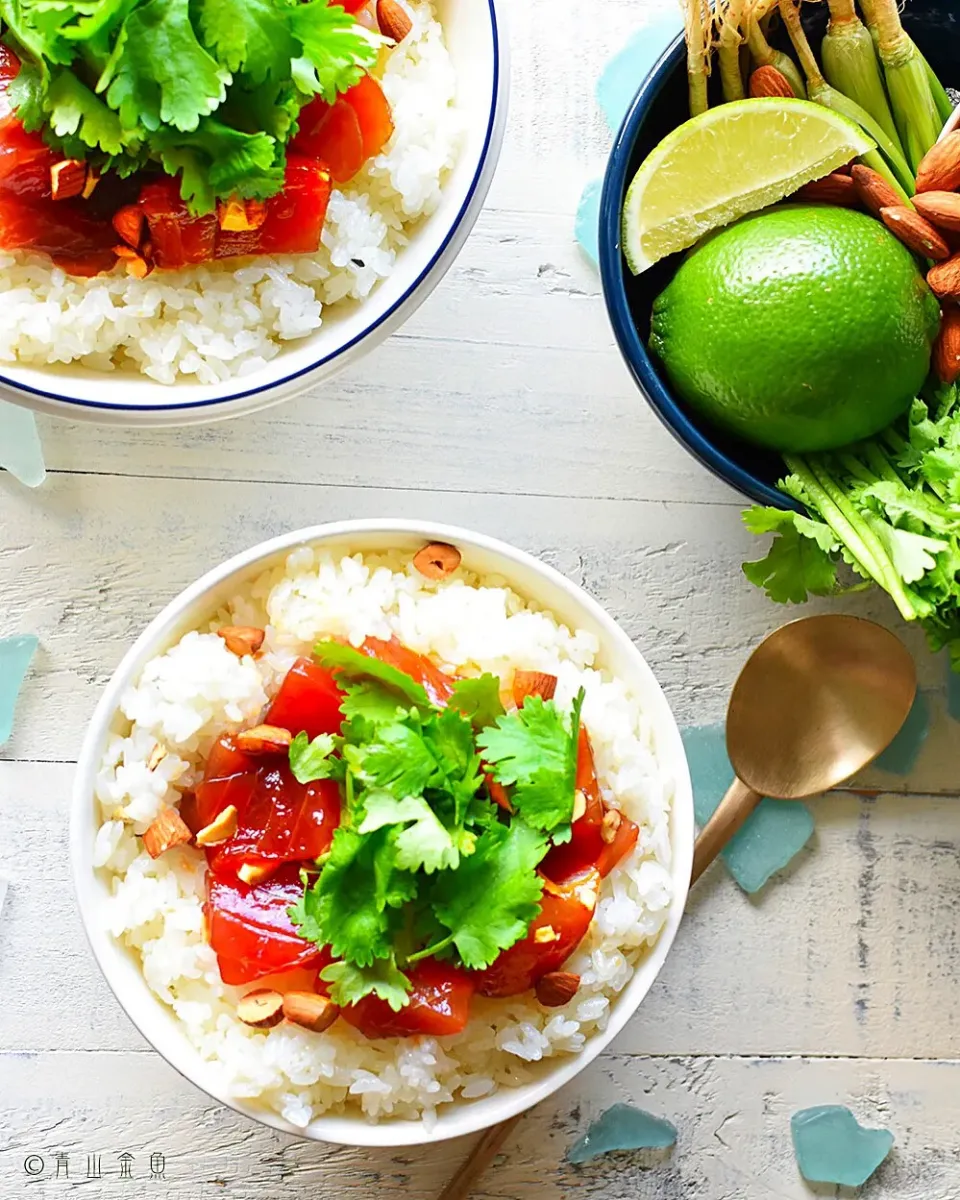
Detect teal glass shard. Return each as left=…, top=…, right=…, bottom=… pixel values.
left=791, top=1106, right=893, bottom=1187
left=575, top=179, right=602, bottom=267
left=567, top=1104, right=677, bottom=1163
left=682, top=724, right=814, bottom=893
left=0, top=635, right=39, bottom=746
left=874, top=690, right=930, bottom=775
left=0, top=401, right=46, bottom=487
left=596, top=18, right=683, bottom=133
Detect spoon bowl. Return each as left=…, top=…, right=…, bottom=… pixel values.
left=692, top=615, right=916, bottom=885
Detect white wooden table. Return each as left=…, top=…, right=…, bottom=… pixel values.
left=2, top=2, right=959, bottom=1195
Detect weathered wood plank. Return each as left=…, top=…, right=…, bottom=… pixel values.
left=1, top=1050, right=958, bottom=1199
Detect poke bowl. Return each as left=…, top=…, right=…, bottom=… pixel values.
left=599, top=0, right=958, bottom=509
left=0, top=0, right=506, bottom=426
left=71, top=519, right=693, bottom=1147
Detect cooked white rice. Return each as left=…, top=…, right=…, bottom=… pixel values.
left=94, top=548, right=675, bottom=1126
left=0, top=1, right=460, bottom=383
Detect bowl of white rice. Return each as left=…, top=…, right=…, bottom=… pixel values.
left=72, top=519, right=693, bottom=1146
left=0, top=0, right=505, bottom=425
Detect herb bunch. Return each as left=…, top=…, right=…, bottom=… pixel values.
left=289, top=642, right=586, bottom=1011
left=0, top=0, right=377, bottom=213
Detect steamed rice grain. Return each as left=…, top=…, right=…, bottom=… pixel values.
left=95, top=548, right=675, bottom=1125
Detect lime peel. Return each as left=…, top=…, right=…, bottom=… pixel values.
left=622, top=97, right=875, bottom=275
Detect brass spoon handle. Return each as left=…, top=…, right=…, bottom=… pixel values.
left=691, top=777, right=763, bottom=885
left=437, top=1115, right=524, bottom=1200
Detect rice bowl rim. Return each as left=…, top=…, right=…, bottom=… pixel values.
left=0, top=0, right=508, bottom=426
left=70, top=519, right=694, bottom=1147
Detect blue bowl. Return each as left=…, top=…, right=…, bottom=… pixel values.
left=598, top=3, right=957, bottom=509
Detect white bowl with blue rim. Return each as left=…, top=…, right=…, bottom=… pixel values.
left=1, top=1, right=507, bottom=427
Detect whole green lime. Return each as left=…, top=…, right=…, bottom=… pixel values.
left=649, top=204, right=941, bottom=452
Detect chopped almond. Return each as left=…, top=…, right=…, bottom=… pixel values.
left=195, top=804, right=239, bottom=847
left=572, top=789, right=587, bottom=822
left=142, top=807, right=193, bottom=858
left=512, top=670, right=558, bottom=706
left=112, top=205, right=145, bottom=249
left=218, top=626, right=266, bottom=657
left=600, top=809, right=622, bottom=845
left=238, top=862, right=276, bottom=885
left=50, top=159, right=87, bottom=201
left=413, top=542, right=462, bottom=580
left=282, top=991, right=340, bottom=1033
left=237, top=989, right=285, bottom=1028
left=218, top=198, right=268, bottom=232
left=236, top=724, right=292, bottom=755
left=82, top=167, right=100, bottom=199
left=114, top=244, right=151, bottom=279
left=533, top=924, right=560, bottom=944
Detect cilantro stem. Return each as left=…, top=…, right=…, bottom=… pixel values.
left=405, top=934, right=455, bottom=965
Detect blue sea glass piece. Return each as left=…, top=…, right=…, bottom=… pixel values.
left=0, top=635, right=39, bottom=746
left=874, top=690, right=930, bottom=775
left=567, top=1104, right=677, bottom=1163
left=596, top=17, right=683, bottom=133
left=575, top=179, right=602, bottom=266
left=0, top=401, right=46, bottom=487
left=682, top=724, right=814, bottom=893
left=791, top=1106, right=893, bottom=1187
left=948, top=664, right=960, bottom=722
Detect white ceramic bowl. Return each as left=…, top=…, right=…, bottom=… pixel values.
left=2, top=2, right=507, bottom=427
left=71, top=520, right=693, bottom=1147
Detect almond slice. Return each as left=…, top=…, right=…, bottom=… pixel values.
left=217, top=626, right=266, bottom=657
left=81, top=167, right=100, bottom=199
left=572, top=789, right=587, bottom=822
left=533, top=924, right=560, bottom=944
left=237, top=989, right=285, bottom=1029
left=195, top=804, right=239, bottom=847
left=512, top=670, right=558, bottom=706
left=50, top=159, right=87, bottom=201
left=377, top=0, right=413, bottom=42
left=282, top=992, right=340, bottom=1033
left=238, top=862, right=276, bottom=885
left=413, top=541, right=461, bottom=580
left=217, top=198, right=268, bottom=232
left=142, top=807, right=193, bottom=859
left=535, top=971, right=581, bottom=1007
left=235, top=724, right=292, bottom=755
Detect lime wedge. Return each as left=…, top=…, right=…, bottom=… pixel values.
left=622, top=98, right=875, bottom=275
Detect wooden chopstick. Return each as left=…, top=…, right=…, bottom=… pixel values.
left=437, top=1114, right=524, bottom=1200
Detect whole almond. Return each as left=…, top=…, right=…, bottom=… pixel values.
left=535, top=971, right=581, bottom=1008
left=377, top=0, right=413, bottom=42
left=142, top=806, right=193, bottom=859
left=850, top=165, right=903, bottom=219
left=880, top=206, right=951, bottom=261
left=916, top=132, right=960, bottom=194
left=927, top=255, right=960, bottom=300
left=218, top=625, right=266, bottom=657
left=235, top=723, right=292, bottom=755
left=413, top=541, right=461, bottom=580
left=913, top=191, right=960, bottom=233
left=237, top=989, right=285, bottom=1029
left=795, top=173, right=858, bottom=207
left=282, top=992, right=340, bottom=1033
left=749, top=65, right=794, bottom=99
left=934, top=307, right=960, bottom=384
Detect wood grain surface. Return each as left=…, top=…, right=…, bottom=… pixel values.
left=2, top=0, right=959, bottom=1195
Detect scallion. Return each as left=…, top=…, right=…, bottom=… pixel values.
left=821, top=0, right=904, bottom=157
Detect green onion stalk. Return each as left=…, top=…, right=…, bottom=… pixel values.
left=821, top=0, right=904, bottom=156
left=681, top=0, right=712, bottom=117
left=778, top=0, right=915, bottom=199
left=717, top=0, right=747, bottom=102
left=745, top=0, right=807, bottom=98
left=859, top=0, right=943, bottom=172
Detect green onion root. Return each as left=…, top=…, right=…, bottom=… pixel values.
left=681, top=0, right=712, bottom=117
left=717, top=0, right=747, bottom=102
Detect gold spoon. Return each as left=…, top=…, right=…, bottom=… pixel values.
left=440, top=615, right=916, bottom=1199
left=691, top=614, right=917, bottom=884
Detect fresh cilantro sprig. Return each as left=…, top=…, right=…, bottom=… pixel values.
left=0, top=0, right=378, bottom=213
left=289, top=652, right=590, bottom=1010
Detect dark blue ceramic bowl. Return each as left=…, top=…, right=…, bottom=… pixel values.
left=598, top=3, right=957, bottom=509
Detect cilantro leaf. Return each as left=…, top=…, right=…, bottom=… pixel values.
left=314, top=640, right=431, bottom=710
left=359, top=791, right=474, bottom=874
left=429, top=821, right=547, bottom=969
left=476, top=691, right=584, bottom=833
left=287, top=0, right=376, bottom=103
left=339, top=679, right=409, bottom=732
left=742, top=505, right=840, bottom=604
left=448, top=674, right=505, bottom=730
left=321, top=957, right=412, bottom=1012
left=46, top=68, right=127, bottom=154
left=196, top=0, right=297, bottom=84
left=289, top=731, right=343, bottom=784
left=344, top=720, right=439, bottom=798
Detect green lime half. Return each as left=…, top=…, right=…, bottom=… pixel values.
left=622, top=97, right=874, bottom=275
